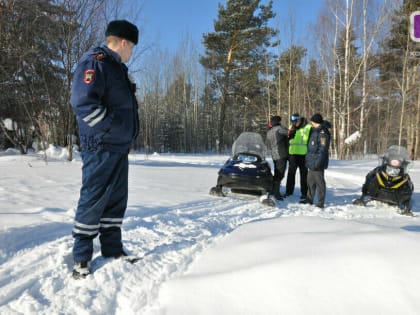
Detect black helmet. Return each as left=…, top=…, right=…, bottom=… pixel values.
left=381, top=145, right=411, bottom=176
left=290, top=113, right=300, bottom=122
left=382, top=157, right=404, bottom=176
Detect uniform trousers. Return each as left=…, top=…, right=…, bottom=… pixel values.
left=307, top=170, right=326, bottom=207
left=73, top=149, right=128, bottom=262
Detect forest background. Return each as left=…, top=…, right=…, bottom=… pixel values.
left=0, top=0, right=419, bottom=160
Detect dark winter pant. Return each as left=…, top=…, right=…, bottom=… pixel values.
left=307, top=170, right=326, bottom=207
left=273, top=157, right=288, bottom=183
left=272, top=157, right=288, bottom=197
left=286, top=154, right=308, bottom=197
left=73, top=150, right=128, bottom=262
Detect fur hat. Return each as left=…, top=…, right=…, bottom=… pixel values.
left=105, top=20, right=138, bottom=45
left=270, top=115, right=281, bottom=126
left=310, top=113, right=323, bottom=124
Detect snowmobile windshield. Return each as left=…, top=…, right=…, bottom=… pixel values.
left=380, top=145, right=412, bottom=175
left=232, top=132, right=267, bottom=159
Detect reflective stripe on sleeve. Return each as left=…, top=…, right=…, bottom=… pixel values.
left=82, top=107, right=107, bottom=127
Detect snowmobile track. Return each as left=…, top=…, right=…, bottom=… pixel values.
left=0, top=184, right=417, bottom=314
left=0, top=198, right=283, bottom=314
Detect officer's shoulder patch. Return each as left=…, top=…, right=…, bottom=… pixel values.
left=83, top=69, right=95, bottom=84
left=92, top=52, right=107, bottom=61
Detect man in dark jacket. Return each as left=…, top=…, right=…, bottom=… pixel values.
left=266, top=115, right=289, bottom=200
left=304, top=113, right=330, bottom=208
left=70, top=20, right=139, bottom=279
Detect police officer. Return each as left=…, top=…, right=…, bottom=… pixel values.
left=285, top=113, right=312, bottom=200
left=70, top=20, right=139, bottom=279
left=305, top=113, right=331, bottom=208
left=266, top=115, right=289, bottom=200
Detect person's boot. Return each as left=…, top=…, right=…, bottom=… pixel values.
left=72, top=261, right=90, bottom=279
left=353, top=195, right=366, bottom=206
left=271, top=181, right=283, bottom=200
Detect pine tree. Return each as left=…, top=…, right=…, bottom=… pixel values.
left=200, top=0, right=278, bottom=152
left=378, top=0, right=420, bottom=158
left=307, top=59, right=324, bottom=114
left=275, top=45, right=307, bottom=116
left=0, top=0, right=68, bottom=152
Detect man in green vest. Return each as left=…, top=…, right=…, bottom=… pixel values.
left=286, top=113, right=312, bottom=201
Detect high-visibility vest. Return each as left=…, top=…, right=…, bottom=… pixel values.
left=289, top=123, right=312, bottom=155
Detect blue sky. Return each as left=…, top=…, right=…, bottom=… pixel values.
left=140, top=0, right=325, bottom=53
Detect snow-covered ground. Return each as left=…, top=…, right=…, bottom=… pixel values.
left=0, top=148, right=419, bottom=315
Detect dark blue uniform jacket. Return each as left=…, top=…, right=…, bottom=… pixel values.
left=70, top=45, right=139, bottom=153
left=305, top=121, right=331, bottom=171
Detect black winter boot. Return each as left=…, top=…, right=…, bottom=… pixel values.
left=72, top=261, right=90, bottom=279
left=353, top=195, right=366, bottom=206
left=272, top=181, right=283, bottom=200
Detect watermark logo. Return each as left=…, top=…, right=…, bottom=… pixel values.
left=410, top=11, right=420, bottom=42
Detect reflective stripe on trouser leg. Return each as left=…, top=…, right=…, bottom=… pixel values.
left=73, top=150, right=128, bottom=262
left=99, top=154, right=128, bottom=257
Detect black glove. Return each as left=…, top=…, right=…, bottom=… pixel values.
left=288, top=127, right=296, bottom=139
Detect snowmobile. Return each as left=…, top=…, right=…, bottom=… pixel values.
left=353, top=145, right=414, bottom=215
left=210, top=132, right=276, bottom=207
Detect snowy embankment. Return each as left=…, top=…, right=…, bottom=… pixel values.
left=0, top=150, right=419, bottom=314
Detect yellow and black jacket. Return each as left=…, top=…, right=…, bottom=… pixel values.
left=362, top=166, right=414, bottom=207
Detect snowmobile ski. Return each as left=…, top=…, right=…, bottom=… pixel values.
left=399, top=210, right=415, bottom=217
left=353, top=197, right=415, bottom=216
left=209, top=186, right=225, bottom=197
